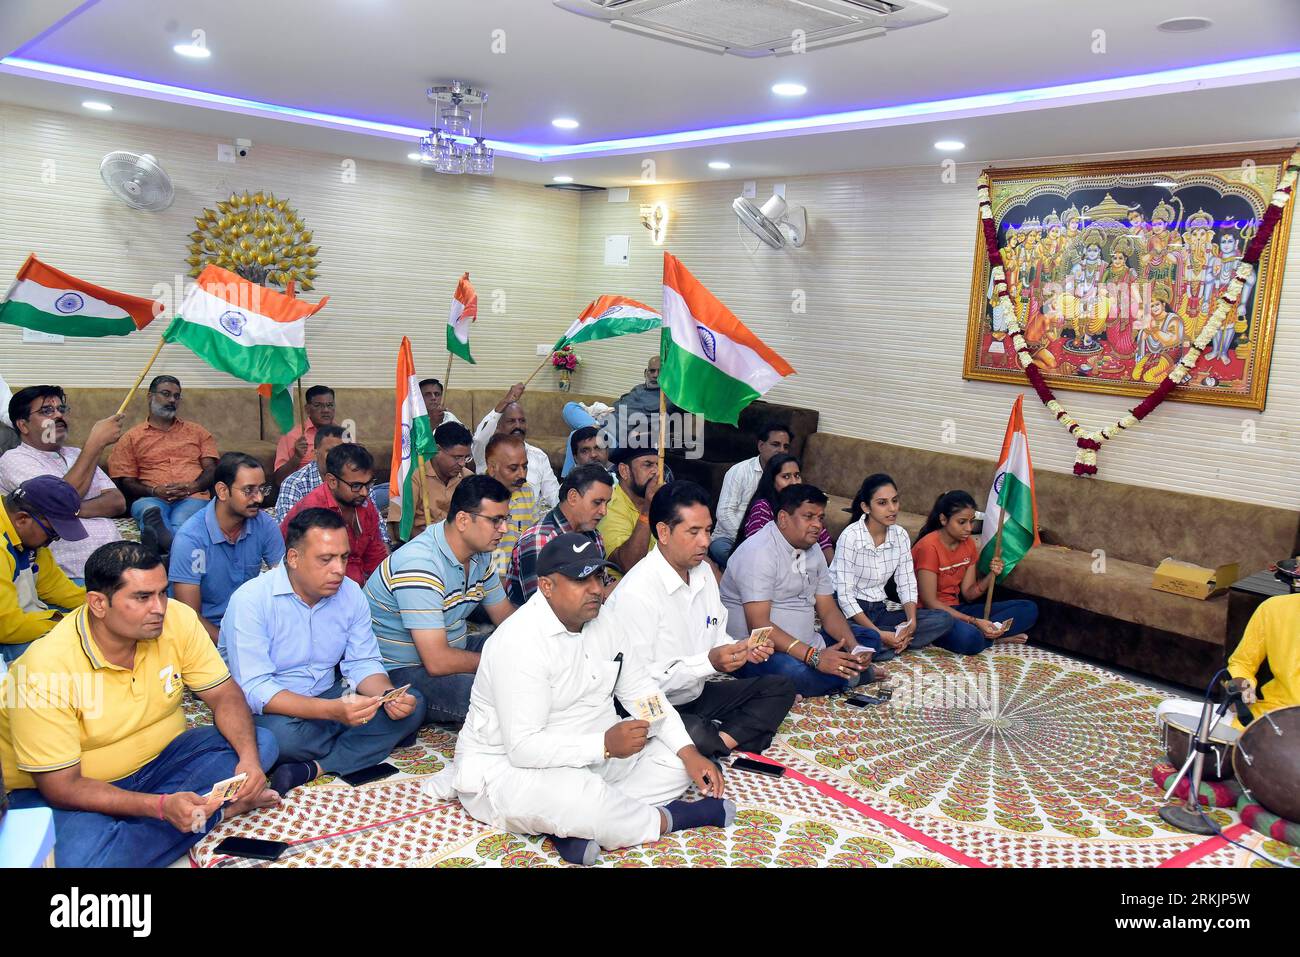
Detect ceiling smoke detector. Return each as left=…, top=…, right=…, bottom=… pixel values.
left=554, top=0, right=948, bottom=57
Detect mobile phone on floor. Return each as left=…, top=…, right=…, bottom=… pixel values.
left=339, top=762, right=398, bottom=786
left=213, top=836, right=289, bottom=861
left=730, top=757, right=785, bottom=777
left=846, top=693, right=889, bottom=707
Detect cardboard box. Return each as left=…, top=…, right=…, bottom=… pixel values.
left=1151, top=558, right=1240, bottom=600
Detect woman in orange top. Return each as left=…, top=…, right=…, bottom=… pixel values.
left=911, top=490, right=1037, bottom=655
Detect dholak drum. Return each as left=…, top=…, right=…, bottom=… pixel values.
left=1233, top=704, right=1300, bottom=822
left=1157, top=703, right=1240, bottom=781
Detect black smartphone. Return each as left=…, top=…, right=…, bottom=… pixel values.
left=339, top=762, right=398, bottom=786
left=730, top=757, right=785, bottom=777
left=214, top=836, right=289, bottom=861
left=846, top=693, right=889, bottom=707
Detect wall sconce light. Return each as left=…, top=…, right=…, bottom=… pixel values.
left=640, top=201, right=669, bottom=245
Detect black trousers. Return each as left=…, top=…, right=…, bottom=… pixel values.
left=676, top=675, right=797, bottom=759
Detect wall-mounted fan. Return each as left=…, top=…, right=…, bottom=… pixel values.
left=733, top=192, right=807, bottom=249
left=99, top=151, right=175, bottom=211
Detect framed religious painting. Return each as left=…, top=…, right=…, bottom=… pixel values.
left=963, top=148, right=1295, bottom=410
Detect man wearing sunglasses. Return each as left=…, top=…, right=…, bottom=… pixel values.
left=281, top=442, right=387, bottom=586
left=0, top=385, right=126, bottom=581
left=0, top=475, right=89, bottom=662
left=170, top=452, right=286, bottom=641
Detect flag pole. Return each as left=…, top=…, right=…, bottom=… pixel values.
left=522, top=352, right=553, bottom=388
left=656, top=384, right=667, bottom=483
left=296, top=378, right=306, bottom=435
left=416, top=454, right=432, bottom=529
left=983, top=506, right=1007, bottom=620
left=443, top=353, right=454, bottom=394
left=116, top=336, right=167, bottom=416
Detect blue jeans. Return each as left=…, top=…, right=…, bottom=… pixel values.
left=708, top=538, right=734, bottom=569
left=254, top=679, right=425, bottom=775
left=848, top=601, right=954, bottom=661
left=937, top=600, right=1039, bottom=655
left=7, top=725, right=279, bottom=868
left=131, top=496, right=207, bottom=532
left=1, top=641, right=33, bottom=663
left=388, top=631, right=489, bottom=725
left=737, top=628, right=872, bottom=698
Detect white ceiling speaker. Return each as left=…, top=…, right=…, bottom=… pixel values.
left=554, top=0, right=948, bottom=57
left=733, top=192, right=807, bottom=249
left=99, top=151, right=174, bottom=211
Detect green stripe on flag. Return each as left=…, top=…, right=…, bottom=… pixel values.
left=399, top=413, right=439, bottom=541
left=556, top=315, right=662, bottom=350
left=659, top=341, right=760, bottom=425
left=267, top=387, right=296, bottom=433
left=978, top=473, right=1036, bottom=579
left=163, top=317, right=308, bottom=386
left=0, top=300, right=138, bottom=337
left=446, top=325, right=475, bottom=364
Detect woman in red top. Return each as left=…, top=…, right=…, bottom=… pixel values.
left=911, top=490, right=1037, bottom=655
left=734, top=453, right=834, bottom=566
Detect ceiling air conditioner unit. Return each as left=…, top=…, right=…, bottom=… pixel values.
left=553, top=0, right=948, bottom=57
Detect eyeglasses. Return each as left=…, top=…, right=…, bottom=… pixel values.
left=151, top=390, right=182, bottom=402
left=27, top=509, right=59, bottom=543
left=469, top=512, right=511, bottom=530
left=34, top=403, right=70, bottom=417
left=330, top=474, right=376, bottom=494
left=236, top=483, right=274, bottom=499
left=443, top=452, right=472, bottom=464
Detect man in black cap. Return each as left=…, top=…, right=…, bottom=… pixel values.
left=428, top=532, right=736, bottom=866
left=1, top=476, right=89, bottom=662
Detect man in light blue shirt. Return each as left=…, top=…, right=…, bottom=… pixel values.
left=220, top=506, right=423, bottom=795
left=171, top=452, right=285, bottom=641
left=364, top=475, right=516, bottom=725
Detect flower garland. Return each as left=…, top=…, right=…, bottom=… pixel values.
left=977, top=147, right=1300, bottom=475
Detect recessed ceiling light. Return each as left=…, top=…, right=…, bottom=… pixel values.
left=173, top=43, right=211, bottom=59
left=771, top=82, right=807, bottom=97
left=552, top=175, right=574, bottom=183
left=551, top=117, right=580, bottom=130
left=708, top=161, right=731, bottom=170
left=81, top=100, right=112, bottom=111
left=934, top=140, right=965, bottom=151
left=1158, top=16, right=1213, bottom=33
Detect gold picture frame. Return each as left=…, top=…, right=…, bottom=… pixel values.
left=963, top=149, right=1294, bottom=410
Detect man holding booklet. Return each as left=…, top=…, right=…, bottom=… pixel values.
left=429, top=532, right=736, bottom=866
left=219, top=508, right=423, bottom=796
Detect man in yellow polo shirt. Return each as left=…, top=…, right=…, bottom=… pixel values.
left=0, top=540, right=280, bottom=867
left=1229, top=593, right=1300, bottom=724
left=599, top=444, right=663, bottom=579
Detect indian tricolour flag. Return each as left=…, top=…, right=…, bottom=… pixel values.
left=554, top=295, right=661, bottom=350
left=447, top=272, right=477, bottom=364
left=978, top=394, right=1040, bottom=580
left=163, top=265, right=324, bottom=386
left=0, top=254, right=158, bottom=337
left=390, top=336, right=438, bottom=541
left=660, top=252, right=794, bottom=425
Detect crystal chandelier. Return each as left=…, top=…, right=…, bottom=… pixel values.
left=422, top=81, right=493, bottom=177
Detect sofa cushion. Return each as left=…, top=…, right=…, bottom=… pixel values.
left=1004, top=545, right=1227, bottom=645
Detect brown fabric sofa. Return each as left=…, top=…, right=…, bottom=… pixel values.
left=801, top=432, right=1300, bottom=688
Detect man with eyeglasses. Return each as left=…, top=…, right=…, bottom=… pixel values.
left=0, top=385, right=127, bottom=581
left=108, top=375, right=218, bottom=555
left=272, top=385, right=337, bottom=484
left=387, top=421, right=474, bottom=545
left=280, top=442, right=387, bottom=585
left=0, top=476, right=89, bottom=662
left=273, top=424, right=391, bottom=549
left=169, top=452, right=285, bottom=641
left=364, top=475, right=517, bottom=726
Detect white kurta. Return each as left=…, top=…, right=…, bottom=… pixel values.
left=433, top=590, right=694, bottom=849
left=603, top=546, right=731, bottom=706
left=471, top=408, right=560, bottom=512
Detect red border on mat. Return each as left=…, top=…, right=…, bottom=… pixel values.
left=1156, top=823, right=1252, bottom=868
left=739, top=751, right=991, bottom=868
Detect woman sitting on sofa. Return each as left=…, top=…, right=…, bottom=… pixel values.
left=911, top=489, right=1037, bottom=654
left=830, top=473, right=953, bottom=661
left=733, top=453, right=834, bottom=566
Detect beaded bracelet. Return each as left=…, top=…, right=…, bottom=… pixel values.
left=803, top=645, right=814, bottom=665
left=808, top=649, right=821, bottom=671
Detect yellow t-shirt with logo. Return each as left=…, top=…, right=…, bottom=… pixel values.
left=0, top=600, right=229, bottom=790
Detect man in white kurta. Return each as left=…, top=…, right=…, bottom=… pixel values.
left=429, top=532, right=733, bottom=865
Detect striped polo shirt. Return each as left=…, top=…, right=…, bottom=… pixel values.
left=363, top=520, right=506, bottom=670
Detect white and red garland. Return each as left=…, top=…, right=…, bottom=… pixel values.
left=977, top=147, right=1300, bottom=475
